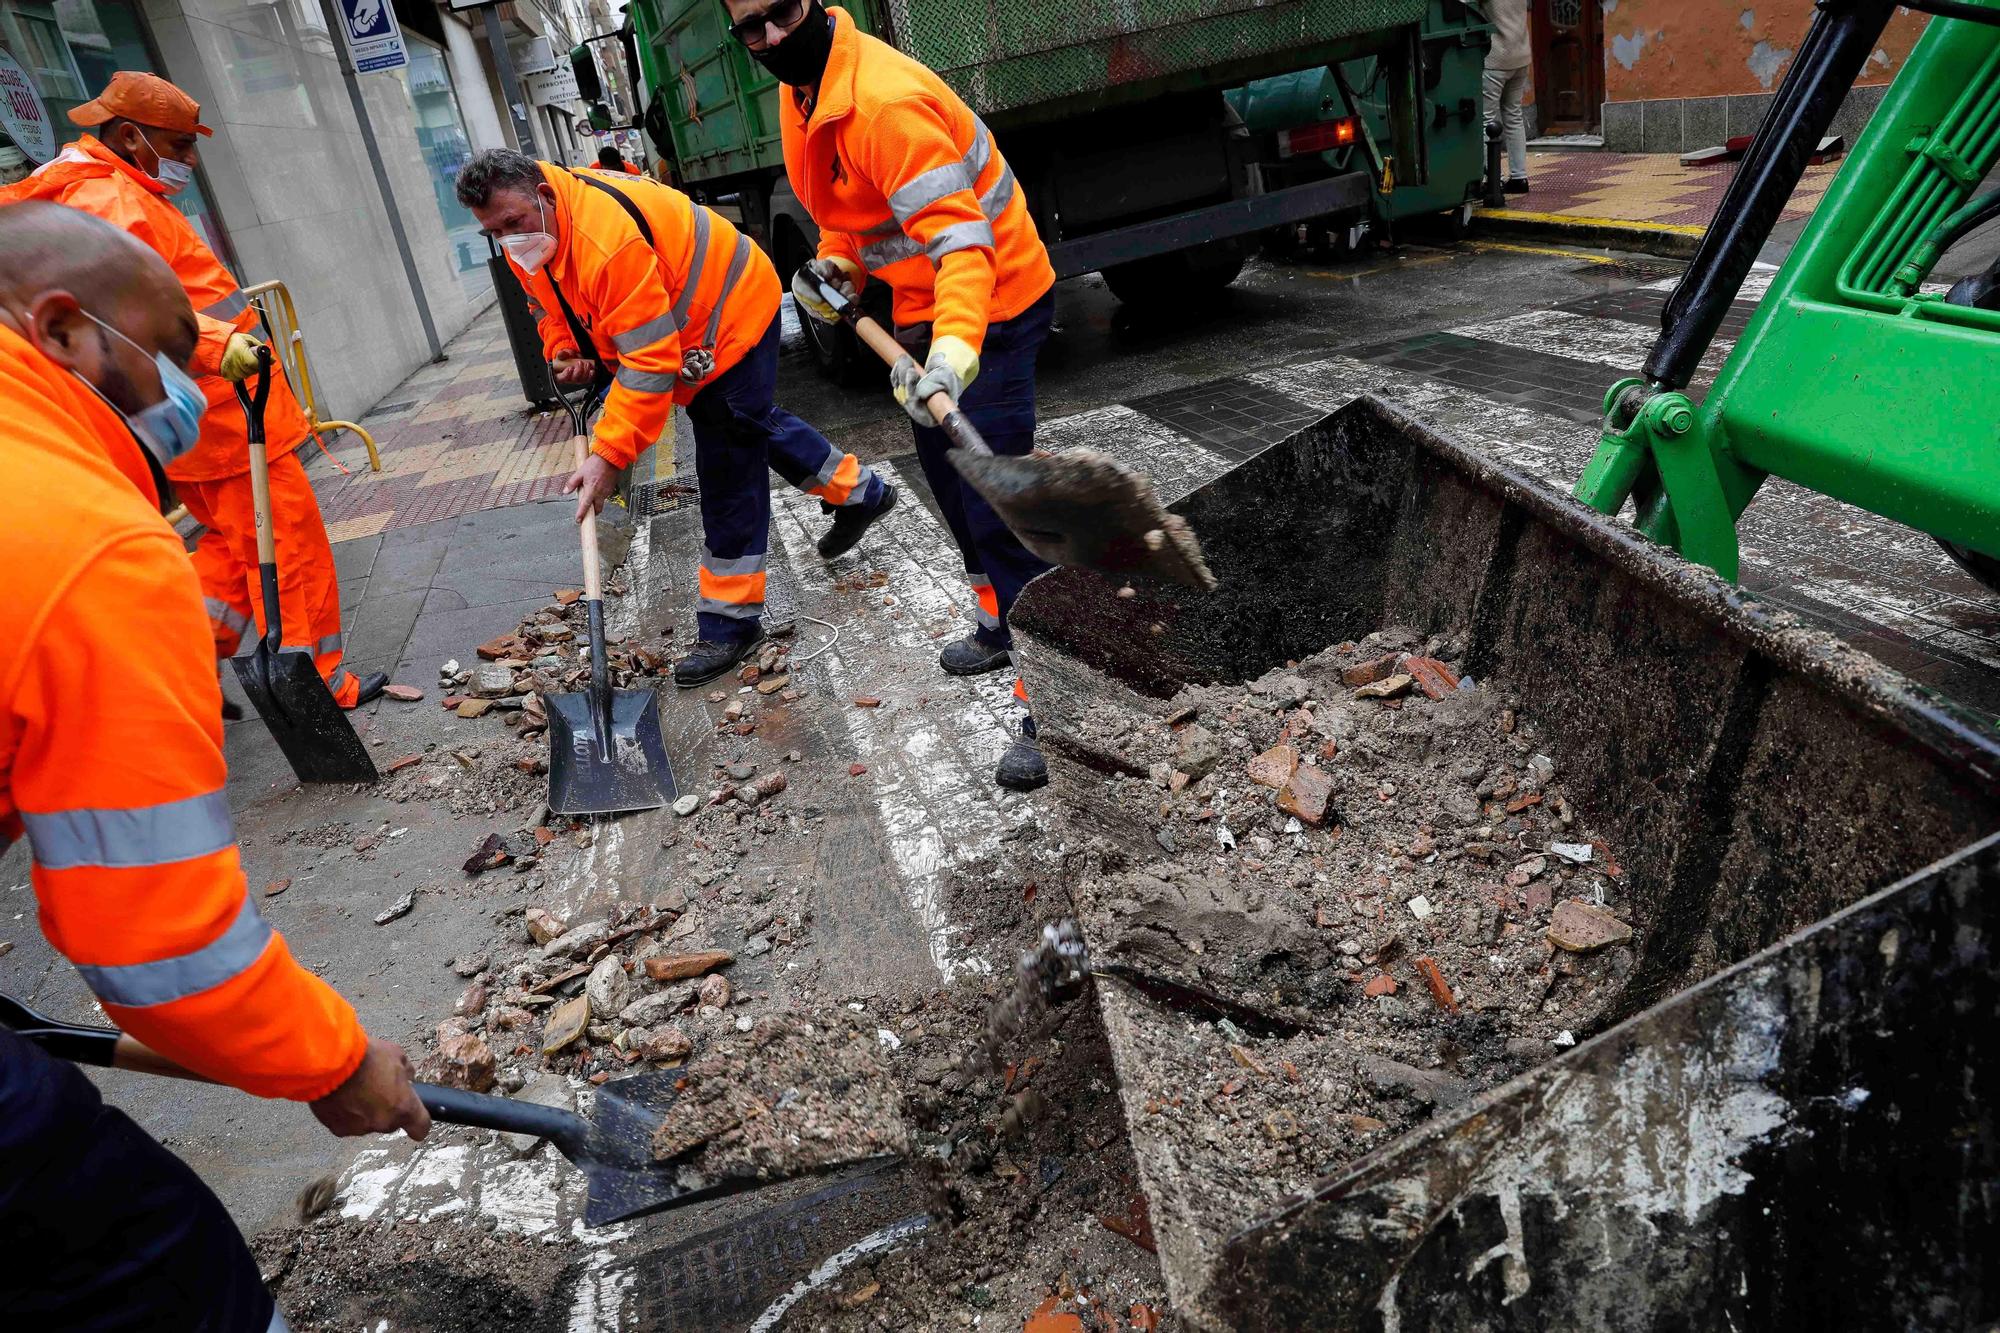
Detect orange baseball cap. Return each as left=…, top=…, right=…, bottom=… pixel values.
left=68, top=71, right=213, bottom=137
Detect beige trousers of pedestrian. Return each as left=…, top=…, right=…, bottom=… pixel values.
left=1483, top=66, right=1530, bottom=183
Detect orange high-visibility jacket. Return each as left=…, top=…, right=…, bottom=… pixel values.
left=781, top=7, right=1055, bottom=352
left=0, top=136, right=311, bottom=482
left=514, top=163, right=781, bottom=470
left=0, top=326, right=366, bottom=1101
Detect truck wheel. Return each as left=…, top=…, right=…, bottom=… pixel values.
left=1102, top=242, right=1245, bottom=309
left=1939, top=539, right=2000, bottom=598
left=793, top=266, right=868, bottom=384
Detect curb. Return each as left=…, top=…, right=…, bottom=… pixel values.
left=1472, top=207, right=1706, bottom=259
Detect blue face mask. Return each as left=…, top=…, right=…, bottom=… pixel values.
left=85, top=312, right=206, bottom=467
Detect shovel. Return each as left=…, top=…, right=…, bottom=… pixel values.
left=229, top=347, right=376, bottom=784
left=813, top=277, right=1216, bottom=590
left=0, top=991, right=745, bottom=1227
left=546, top=436, right=675, bottom=816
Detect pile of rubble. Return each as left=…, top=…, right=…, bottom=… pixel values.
left=1053, top=624, right=1640, bottom=1282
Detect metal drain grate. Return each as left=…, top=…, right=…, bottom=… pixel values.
left=630, top=478, right=700, bottom=517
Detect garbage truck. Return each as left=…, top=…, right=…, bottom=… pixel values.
left=572, top=0, right=1490, bottom=375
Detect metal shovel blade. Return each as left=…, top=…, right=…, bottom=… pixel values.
left=949, top=446, right=1218, bottom=590
left=546, top=684, right=675, bottom=815
left=230, top=643, right=377, bottom=784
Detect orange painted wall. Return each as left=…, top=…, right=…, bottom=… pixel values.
left=1601, top=1, right=1928, bottom=101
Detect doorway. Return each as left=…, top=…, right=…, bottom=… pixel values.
left=1531, top=0, right=1603, bottom=134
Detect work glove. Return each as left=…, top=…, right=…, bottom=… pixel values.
left=891, top=335, right=979, bottom=428
left=219, top=331, right=265, bottom=383
left=791, top=256, right=862, bottom=325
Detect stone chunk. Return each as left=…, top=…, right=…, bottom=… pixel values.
left=435, top=1028, right=496, bottom=1092
left=1177, top=725, right=1222, bottom=780
left=698, top=973, right=732, bottom=1010
left=1354, top=674, right=1413, bottom=700
left=585, top=955, right=631, bottom=1017
left=620, top=982, right=697, bottom=1027
left=382, top=684, right=424, bottom=702
left=468, top=663, right=516, bottom=697
left=540, top=919, right=611, bottom=962
left=541, top=995, right=590, bottom=1053
left=1547, top=899, right=1634, bottom=953
left=631, top=1025, right=692, bottom=1064
left=525, top=908, right=567, bottom=946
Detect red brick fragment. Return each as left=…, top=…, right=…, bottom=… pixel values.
left=1413, top=955, right=1458, bottom=1013
left=1403, top=655, right=1461, bottom=700
left=1340, top=653, right=1402, bottom=688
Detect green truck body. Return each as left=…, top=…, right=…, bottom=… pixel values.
left=614, top=0, right=1485, bottom=348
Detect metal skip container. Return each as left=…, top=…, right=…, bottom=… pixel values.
left=1008, top=395, right=2000, bottom=1329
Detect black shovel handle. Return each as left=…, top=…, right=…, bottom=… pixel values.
left=813, top=275, right=993, bottom=459
left=232, top=347, right=283, bottom=651
left=1, top=991, right=595, bottom=1149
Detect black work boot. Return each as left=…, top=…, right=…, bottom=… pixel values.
left=347, top=672, right=389, bottom=708
left=939, top=634, right=1011, bottom=676
left=674, top=635, right=763, bottom=688
left=818, top=482, right=898, bottom=559
left=995, top=716, right=1047, bottom=792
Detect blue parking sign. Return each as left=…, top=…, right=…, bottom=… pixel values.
left=337, top=0, right=408, bottom=73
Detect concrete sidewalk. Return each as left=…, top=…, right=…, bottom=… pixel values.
left=1474, top=148, right=1844, bottom=255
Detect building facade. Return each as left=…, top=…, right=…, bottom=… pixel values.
left=1526, top=0, right=1931, bottom=153
left=0, top=0, right=601, bottom=426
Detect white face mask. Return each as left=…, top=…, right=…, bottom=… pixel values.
left=499, top=198, right=557, bottom=273
left=135, top=130, right=194, bottom=195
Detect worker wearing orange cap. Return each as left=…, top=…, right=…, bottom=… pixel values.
left=0, top=199, right=428, bottom=1331
left=721, top=0, right=1058, bottom=790
left=0, top=71, right=386, bottom=715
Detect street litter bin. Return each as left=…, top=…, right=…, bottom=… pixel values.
left=489, top=237, right=558, bottom=407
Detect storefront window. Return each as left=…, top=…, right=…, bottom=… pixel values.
left=401, top=37, right=489, bottom=303
left=0, top=0, right=229, bottom=254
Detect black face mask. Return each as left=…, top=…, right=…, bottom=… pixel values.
left=752, top=2, right=833, bottom=87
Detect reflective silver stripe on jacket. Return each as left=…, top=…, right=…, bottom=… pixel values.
left=616, top=365, right=680, bottom=394
left=204, top=597, right=253, bottom=635
left=703, top=236, right=753, bottom=349
left=22, top=789, right=235, bottom=871
left=612, top=310, right=680, bottom=355
left=700, top=548, right=767, bottom=578
left=859, top=139, right=1018, bottom=272
left=201, top=290, right=250, bottom=321
left=74, top=896, right=275, bottom=1009
left=886, top=122, right=994, bottom=227
left=670, top=205, right=714, bottom=326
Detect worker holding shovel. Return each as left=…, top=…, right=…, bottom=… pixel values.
left=455, top=148, right=899, bottom=688
left=0, top=71, right=387, bottom=716
left=730, top=0, right=1060, bottom=789
left=0, top=201, right=428, bottom=1331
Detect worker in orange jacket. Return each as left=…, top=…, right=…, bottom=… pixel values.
left=725, top=0, right=1059, bottom=789
left=0, top=72, right=386, bottom=714
left=0, top=201, right=427, bottom=1330
left=457, top=148, right=898, bottom=685
left=597, top=144, right=642, bottom=175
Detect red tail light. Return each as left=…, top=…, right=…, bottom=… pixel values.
left=1276, top=116, right=1360, bottom=158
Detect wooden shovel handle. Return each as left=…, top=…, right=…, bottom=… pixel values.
left=814, top=276, right=990, bottom=456
left=574, top=436, right=603, bottom=601
left=112, top=1035, right=217, bottom=1082
left=844, top=310, right=960, bottom=432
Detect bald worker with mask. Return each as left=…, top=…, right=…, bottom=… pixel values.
left=0, top=200, right=428, bottom=1331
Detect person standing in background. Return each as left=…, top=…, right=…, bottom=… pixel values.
left=1484, top=0, right=1532, bottom=195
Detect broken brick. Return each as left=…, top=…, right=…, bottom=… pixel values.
left=1247, top=743, right=1299, bottom=789
left=455, top=698, right=494, bottom=718
left=1413, top=955, right=1458, bottom=1013
left=262, top=878, right=291, bottom=897
left=644, top=950, right=733, bottom=983
left=554, top=588, right=582, bottom=605
left=1340, top=653, right=1402, bottom=688
left=386, top=754, right=423, bottom=774
left=1276, top=764, right=1335, bottom=827
left=475, top=634, right=523, bottom=661
left=1506, top=791, right=1544, bottom=814
left=852, top=696, right=883, bottom=708
left=849, top=763, right=868, bottom=777
left=1402, top=655, right=1461, bottom=700
left=1363, top=973, right=1398, bottom=997
left=382, top=683, right=424, bottom=702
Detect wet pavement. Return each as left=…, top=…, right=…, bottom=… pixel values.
left=3, top=229, right=1996, bottom=1330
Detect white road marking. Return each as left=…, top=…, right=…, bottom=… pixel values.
left=768, top=462, right=1030, bottom=982
left=746, top=1215, right=931, bottom=1332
